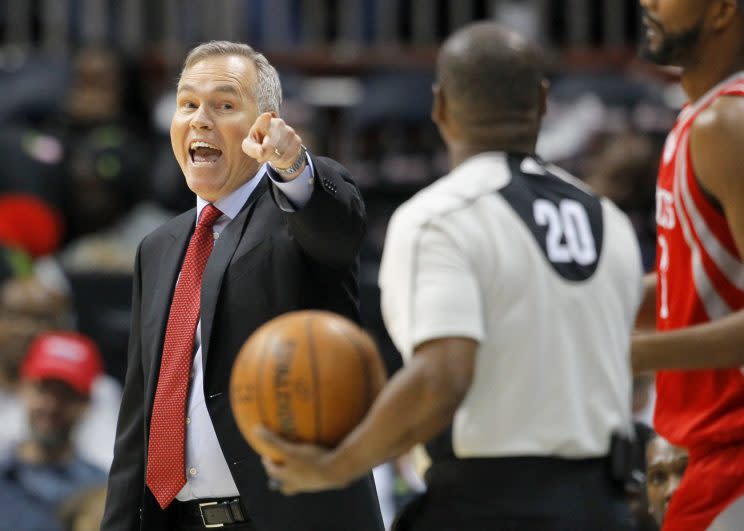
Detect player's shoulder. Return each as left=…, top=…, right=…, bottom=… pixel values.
left=691, top=94, right=744, bottom=193
left=692, top=95, right=744, bottom=149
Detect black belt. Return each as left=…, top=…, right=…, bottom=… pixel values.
left=170, top=497, right=248, bottom=528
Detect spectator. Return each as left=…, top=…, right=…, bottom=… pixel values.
left=627, top=424, right=659, bottom=531
left=645, top=435, right=688, bottom=528
left=0, top=332, right=107, bottom=522
left=43, top=46, right=152, bottom=243
left=0, top=276, right=70, bottom=394
left=45, top=45, right=170, bottom=272
left=0, top=278, right=121, bottom=470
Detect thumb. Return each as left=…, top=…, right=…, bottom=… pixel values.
left=256, top=425, right=285, bottom=450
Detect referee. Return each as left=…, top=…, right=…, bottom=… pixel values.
left=258, top=22, right=643, bottom=531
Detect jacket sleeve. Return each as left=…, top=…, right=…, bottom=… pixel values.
left=269, top=155, right=367, bottom=270
left=101, top=242, right=147, bottom=531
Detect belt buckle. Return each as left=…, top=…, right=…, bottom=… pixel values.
left=198, top=501, right=225, bottom=528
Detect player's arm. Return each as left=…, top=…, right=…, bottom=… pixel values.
left=258, top=337, right=477, bottom=494
left=635, top=273, right=657, bottom=330
left=632, top=96, right=744, bottom=372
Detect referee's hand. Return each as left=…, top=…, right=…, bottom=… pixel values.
left=256, top=426, right=350, bottom=496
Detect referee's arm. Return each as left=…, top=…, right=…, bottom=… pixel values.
left=259, top=337, right=477, bottom=495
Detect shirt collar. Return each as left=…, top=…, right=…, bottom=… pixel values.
left=195, top=164, right=267, bottom=223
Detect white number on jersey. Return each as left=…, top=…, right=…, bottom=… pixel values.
left=533, top=199, right=597, bottom=266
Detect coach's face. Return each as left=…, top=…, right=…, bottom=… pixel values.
left=171, top=54, right=262, bottom=202
left=646, top=437, right=688, bottom=525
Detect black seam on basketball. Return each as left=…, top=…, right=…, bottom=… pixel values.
left=306, top=315, right=322, bottom=444
left=339, top=331, right=374, bottom=415
left=255, top=325, right=270, bottom=430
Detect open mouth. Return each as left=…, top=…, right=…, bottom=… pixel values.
left=189, top=140, right=223, bottom=165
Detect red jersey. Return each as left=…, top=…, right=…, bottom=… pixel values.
left=654, top=73, right=744, bottom=449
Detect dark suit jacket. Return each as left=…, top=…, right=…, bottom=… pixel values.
left=102, top=157, right=384, bottom=531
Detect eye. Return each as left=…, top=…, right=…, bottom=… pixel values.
left=648, top=470, right=667, bottom=485
left=220, top=102, right=233, bottom=110
left=180, top=100, right=197, bottom=110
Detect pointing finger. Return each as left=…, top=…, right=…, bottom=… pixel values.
left=242, top=113, right=275, bottom=160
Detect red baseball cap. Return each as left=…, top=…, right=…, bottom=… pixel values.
left=20, top=331, right=103, bottom=396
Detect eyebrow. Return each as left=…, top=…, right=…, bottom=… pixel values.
left=648, top=456, right=688, bottom=468
left=177, top=83, right=241, bottom=96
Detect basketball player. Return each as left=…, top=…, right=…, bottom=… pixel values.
left=259, top=22, right=643, bottom=530
left=632, top=1, right=744, bottom=529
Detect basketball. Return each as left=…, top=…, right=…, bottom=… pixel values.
left=229, top=310, right=387, bottom=461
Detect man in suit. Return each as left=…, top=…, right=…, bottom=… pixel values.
left=101, top=41, right=383, bottom=531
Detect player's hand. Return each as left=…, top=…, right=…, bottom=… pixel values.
left=242, top=112, right=306, bottom=180
left=256, top=426, right=349, bottom=496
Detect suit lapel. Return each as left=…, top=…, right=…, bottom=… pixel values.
left=200, top=179, right=269, bottom=371
left=145, top=210, right=195, bottom=388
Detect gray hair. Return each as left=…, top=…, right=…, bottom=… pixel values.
left=181, top=41, right=283, bottom=114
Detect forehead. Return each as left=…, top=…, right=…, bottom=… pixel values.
left=647, top=438, right=687, bottom=466
left=26, top=378, right=84, bottom=400
left=178, top=54, right=256, bottom=97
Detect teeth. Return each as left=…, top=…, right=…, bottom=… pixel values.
left=190, top=141, right=220, bottom=151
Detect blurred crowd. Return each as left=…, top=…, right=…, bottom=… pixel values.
left=0, top=34, right=686, bottom=530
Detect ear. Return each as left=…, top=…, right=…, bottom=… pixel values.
left=539, top=78, right=550, bottom=119
left=431, top=83, right=445, bottom=127
left=710, top=0, right=740, bottom=31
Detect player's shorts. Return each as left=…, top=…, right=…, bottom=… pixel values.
left=663, top=442, right=744, bottom=531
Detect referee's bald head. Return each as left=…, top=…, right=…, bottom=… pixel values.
left=436, top=22, right=546, bottom=127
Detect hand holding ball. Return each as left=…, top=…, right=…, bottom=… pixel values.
left=229, top=311, right=387, bottom=461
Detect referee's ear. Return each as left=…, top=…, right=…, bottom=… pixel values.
left=431, top=83, right=446, bottom=127
left=538, top=78, right=550, bottom=120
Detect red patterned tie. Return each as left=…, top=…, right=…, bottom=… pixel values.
left=146, top=204, right=222, bottom=508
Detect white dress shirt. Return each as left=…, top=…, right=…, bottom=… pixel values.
left=176, top=161, right=314, bottom=500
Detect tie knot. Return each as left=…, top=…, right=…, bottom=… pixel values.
left=198, top=204, right=222, bottom=228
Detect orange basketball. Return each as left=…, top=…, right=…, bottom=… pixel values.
left=229, top=310, right=387, bottom=461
